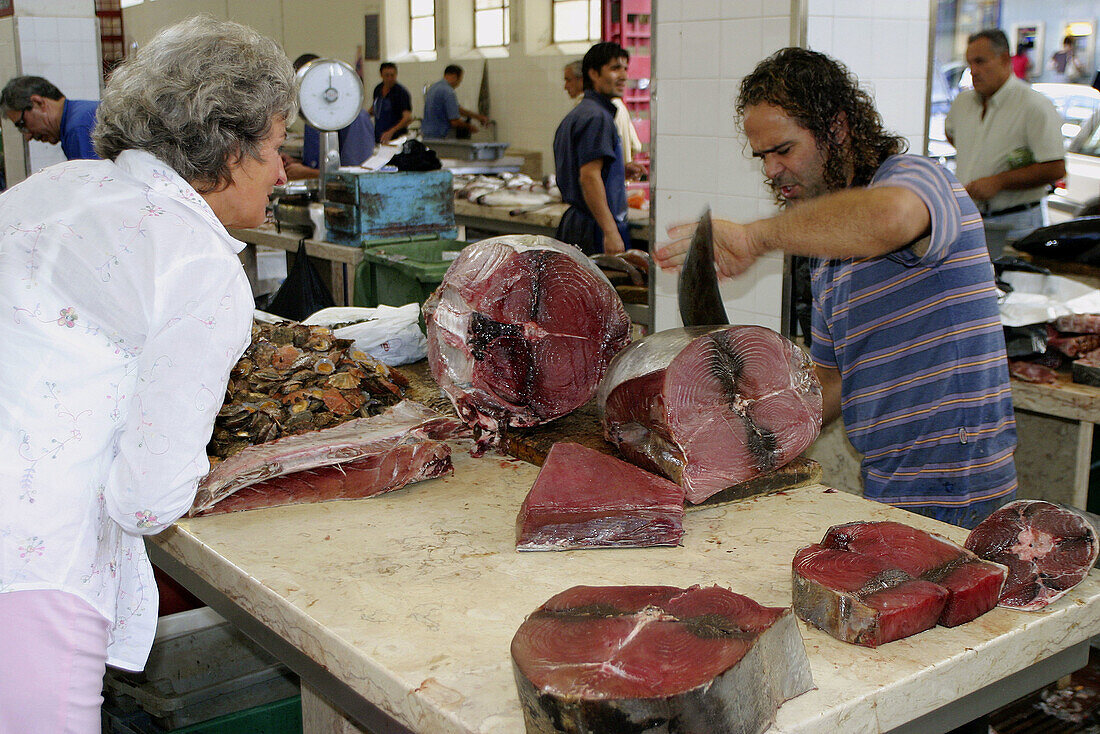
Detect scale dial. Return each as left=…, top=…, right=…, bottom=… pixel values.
left=296, top=58, right=364, bottom=132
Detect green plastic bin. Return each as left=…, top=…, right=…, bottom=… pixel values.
left=353, top=236, right=469, bottom=309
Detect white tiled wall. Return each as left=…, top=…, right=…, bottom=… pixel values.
left=807, top=0, right=932, bottom=152
left=652, top=1, right=932, bottom=333
left=17, top=15, right=100, bottom=175
left=652, top=4, right=797, bottom=332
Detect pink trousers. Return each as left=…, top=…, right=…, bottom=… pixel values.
left=0, top=589, right=110, bottom=734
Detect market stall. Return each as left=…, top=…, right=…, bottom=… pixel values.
left=148, top=447, right=1100, bottom=734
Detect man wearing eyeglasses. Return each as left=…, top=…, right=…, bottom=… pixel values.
left=1, top=76, right=99, bottom=160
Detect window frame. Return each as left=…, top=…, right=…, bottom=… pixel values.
left=473, top=0, right=510, bottom=49
left=551, top=0, right=601, bottom=45
left=409, top=0, right=437, bottom=54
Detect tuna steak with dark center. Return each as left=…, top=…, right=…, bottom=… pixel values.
left=792, top=544, right=949, bottom=647
left=965, top=500, right=1099, bottom=611
left=598, top=326, right=822, bottom=504
left=511, top=584, right=813, bottom=734
left=821, top=521, right=1006, bottom=627
left=425, top=235, right=630, bottom=444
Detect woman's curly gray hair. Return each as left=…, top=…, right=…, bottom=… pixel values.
left=93, top=16, right=297, bottom=192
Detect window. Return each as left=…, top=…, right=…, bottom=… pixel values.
left=410, top=0, right=435, bottom=53
left=552, top=0, right=600, bottom=44
left=475, top=0, right=509, bottom=48
left=119, top=0, right=142, bottom=7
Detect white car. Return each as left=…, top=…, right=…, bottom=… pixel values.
left=1031, top=83, right=1100, bottom=144
left=1050, top=107, right=1100, bottom=220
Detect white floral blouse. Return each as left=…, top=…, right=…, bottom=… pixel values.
left=0, top=150, right=253, bottom=670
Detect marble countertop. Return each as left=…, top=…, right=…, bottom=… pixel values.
left=154, top=442, right=1100, bottom=733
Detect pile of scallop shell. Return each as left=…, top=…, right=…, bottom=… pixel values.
left=207, top=321, right=407, bottom=462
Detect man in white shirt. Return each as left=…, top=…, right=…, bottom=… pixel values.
left=946, top=29, right=1065, bottom=256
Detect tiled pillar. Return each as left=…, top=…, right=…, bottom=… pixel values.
left=651, top=0, right=932, bottom=332
left=2, top=0, right=99, bottom=184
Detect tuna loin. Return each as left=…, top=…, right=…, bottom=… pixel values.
left=792, top=544, right=949, bottom=647
left=821, top=521, right=1007, bottom=627
left=190, top=400, right=458, bottom=515
left=424, top=235, right=630, bottom=443
left=598, top=326, right=822, bottom=504
left=515, top=442, right=684, bottom=551
left=965, top=500, right=1100, bottom=611
left=194, top=435, right=452, bottom=516
left=511, top=585, right=813, bottom=734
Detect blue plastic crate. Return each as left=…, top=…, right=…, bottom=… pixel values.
left=323, top=170, right=455, bottom=245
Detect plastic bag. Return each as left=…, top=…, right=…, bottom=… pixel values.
left=302, top=304, right=427, bottom=366
left=265, top=241, right=336, bottom=322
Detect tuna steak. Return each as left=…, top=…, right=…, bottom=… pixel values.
left=511, top=585, right=813, bottom=734
left=1053, top=314, right=1100, bottom=334
left=193, top=435, right=452, bottom=516
left=190, top=400, right=458, bottom=515
left=598, top=326, right=822, bottom=504
left=821, top=521, right=1007, bottom=627
left=424, top=235, right=630, bottom=444
left=965, top=500, right=1100, bottom=611
left=515, top=442, right=685, bottom=551
left=792, top=544, right=949, bottom=647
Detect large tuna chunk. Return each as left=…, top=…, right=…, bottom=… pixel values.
left=598, top=326, right=822, bottom=504
left=515, top=442, right=685, bottom=551
left=511, top=585, right=813, bottom=734
left=424, top=235, right=630, bottom=443
left=822, top=521, right=1006, bottom=627
left=965, top=500, right=1099, bottom=611
left=792, top=544, right=949, bottom=647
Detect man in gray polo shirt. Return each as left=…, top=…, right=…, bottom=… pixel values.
left=946, top=29, right=1065, bottom=256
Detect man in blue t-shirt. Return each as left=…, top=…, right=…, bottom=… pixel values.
left=552, top=42, right=631, bottom=255
left=370, top=62, right=412, bottom=144
left=0, top=75, right=98, bottom=160
left=656, top=48, right=1017, bottom=529
left=422, top=65, right=488, bottom=139
left=283, top=54, right=375, bottom=179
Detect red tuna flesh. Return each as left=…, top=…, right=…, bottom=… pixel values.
left=191, top=400, right=456, bottom=515
left=424, top=235, right=630, bottom=443
left=598, top=326, right=822, bottom=504
left=965, top=500, right=1099, bottom=611
left=515, top=442, right=684, bottom=551
left=1053, top=314, right=1100, bottom=334
left=194, top=435, right=452, bottom=516
left=822, top=521, right=1006, bottom=627
left=792, top=544, right=949, bottom=647
left=511, top=584, right=813, bottom=734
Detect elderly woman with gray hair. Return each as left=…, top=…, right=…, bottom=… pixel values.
left=0, top=16, right=295, bottom=731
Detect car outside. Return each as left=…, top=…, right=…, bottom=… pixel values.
left=1049, top=107, right=1100, bottom=221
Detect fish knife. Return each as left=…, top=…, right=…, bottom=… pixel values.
left=678, top=206, right=730, bottom=326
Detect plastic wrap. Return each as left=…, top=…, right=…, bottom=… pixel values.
left=424, top=235, right=630, bottom=444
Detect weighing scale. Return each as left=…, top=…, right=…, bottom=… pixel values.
left=295, top=57, right=364, bottom=202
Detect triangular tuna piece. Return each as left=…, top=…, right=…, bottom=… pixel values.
left=822, top=521, right=1007, bottom=627
left=965, top=500, right=1100, bottom=611
left=511, top=585, right=814, bottom=733
left=793, top=544, right=949, bottom=647
left=515, top=442, right=685, bottom=551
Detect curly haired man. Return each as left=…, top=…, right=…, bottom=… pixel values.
left=657, top=48, right=1017, bottom=529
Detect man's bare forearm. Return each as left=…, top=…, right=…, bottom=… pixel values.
left=745, top=186, right=932, bottom=261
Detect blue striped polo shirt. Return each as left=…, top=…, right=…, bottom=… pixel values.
left=810, top=154, right=1017, bottom=529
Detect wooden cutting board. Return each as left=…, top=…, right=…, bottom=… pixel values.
left=396, top=359, right=823, bottom=502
